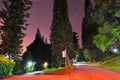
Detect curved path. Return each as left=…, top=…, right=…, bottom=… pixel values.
left=3, top=63, right=120, bottom=80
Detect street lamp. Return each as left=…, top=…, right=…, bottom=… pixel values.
left=26, top=61, right=36, bottom=72
left=26, top=61, right=33, bottom=67
left=113, top=48, right=118, bottom=53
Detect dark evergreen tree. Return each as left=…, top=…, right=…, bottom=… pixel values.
left=50, top=0, right=76, bottom=67
left=23, top=28, right=51, bottom=70
left=77, top=49, right=85, bottom=62
left=82, top=0, right=102, bottom=61
left=82, top=0, right=94, bottom=49
left=73, top=32, right=79, bottom=55
left=0, top=0, right=32, bottom=60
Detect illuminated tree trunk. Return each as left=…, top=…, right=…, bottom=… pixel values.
left=63, top=46, right=72, bottom=73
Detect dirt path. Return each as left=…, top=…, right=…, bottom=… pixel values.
left=3, top=65, right=120, bottom=80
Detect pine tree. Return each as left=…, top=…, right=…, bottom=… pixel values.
left=73, top=32, right=79, bottom=54
left=23, top=28, right=51, bottom=70
left=0, top=0, right=32, bottom=60
left=50, top=0, right=76, bottom=67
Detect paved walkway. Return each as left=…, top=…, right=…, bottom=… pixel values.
left=3, top=62, right=120, bottom=80
left=20, top=70, right=44, bottom=76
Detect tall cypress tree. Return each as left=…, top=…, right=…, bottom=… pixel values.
left=82, top=0, right=101, bottom=61
left=0, top=0, right=32, bottom=60
left=73, top=32, right=79, bottom=54
left=82, top=0, right=93, bottom=49
left=50, top=0, right=76, bottom=67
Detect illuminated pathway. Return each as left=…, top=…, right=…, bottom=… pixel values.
left=3, top=62, right=120, bottom=80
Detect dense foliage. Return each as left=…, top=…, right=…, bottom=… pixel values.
left=81, top=0, right=120, bottom=61
left=92, top=0, right=120, bottom=52
left=50, top=0, right=78, bottom=67
left=83, top=49, right=92, bottom=61
left=0, top=55, right=15, bottom=76
left=0, top=0, right=32, bottom=60
left=82, top=0, right=101, bottom=61
left=13, top=57, right=23, bottom=75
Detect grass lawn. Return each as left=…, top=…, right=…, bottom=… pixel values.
left=41, top=67, right=64, bottom=74
left=100, top=65, right=120, bottom=72
left=90, top=55, right=120, bottom=72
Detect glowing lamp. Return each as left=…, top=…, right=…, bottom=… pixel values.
left=113, top=48, right=118, bottom=53
left=27, top=61, right=33, bottom=67
left=43, top=62, right=48, bottom=69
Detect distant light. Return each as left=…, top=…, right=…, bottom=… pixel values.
left=113, top=48, right=118, bottom=53
left=43, top=62, right=48, bottom=69
left=27, top=61, right=33, bottom=67
left=5, top=54, right=9, bottom=58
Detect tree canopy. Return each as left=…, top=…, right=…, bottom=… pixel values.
left=0, top=0, right=32, bottom=60
left=92, top=0, right=120, bottom=52
left=50, top=0, right=77, bottom=67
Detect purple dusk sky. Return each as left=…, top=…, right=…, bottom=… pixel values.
left=0, top=0, right=85, bottom=53
left=23, top=0, right=84, bottom=52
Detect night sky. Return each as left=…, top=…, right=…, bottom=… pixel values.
left=0, top=0, right=85, bottom=53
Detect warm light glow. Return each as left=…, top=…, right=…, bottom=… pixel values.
left=43, top=62, right=48, bottom=69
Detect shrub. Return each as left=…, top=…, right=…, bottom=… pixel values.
left=83, top=49, right=92, bottom=61
left=0, top=55, right=15, bottom=76
left=13, top=57, right=24, bottom=75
